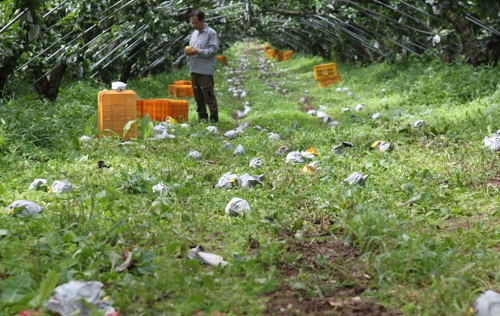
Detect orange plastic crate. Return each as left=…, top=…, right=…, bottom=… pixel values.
left=167, top=84, right=176, bottom=95
left=98, top=90, right=137, bottom=139
left=283, top=50, right=294, bottom=61
left=266, top=49, right=277, bottom=59
left=167, top=99, right=189, bottom=122
left=152, top=99, right=170, bottom=121
left=313, top=63, right=339, bottom=80
left=216, top=55, right=227, bottom=65
left=168, top=84, right=194, bottom=97
left=174, top=80, right=191, bottom=85
left=171, top=85, right=193, bottom=97
left=277, top=52, right=284, bottom=62
left=263, top=44, right=270, bottom=51
left=136, top=99, right=171, bottom=121
left=136, top=99, right=144, bottom=117
left=317, top=75, right=342, bottom=88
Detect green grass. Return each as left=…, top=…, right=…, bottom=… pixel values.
left=1, top=41, right=500, bottom=315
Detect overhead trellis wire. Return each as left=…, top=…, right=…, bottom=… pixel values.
left=15, top=29, right=77, bottom=72
left=42, top=0, right=70, bottom=18
left=317, top=14, right=422, bottom=57
left=340, top=8, right=432, bottom=52
left=81, top=25, right=114, bottom=51
left=146, top=32, right=190, bottom=64
left=298, top=18, right=337, bottom=43
left=90, top=24, right=148, bottom=71
left=205, top=3, right=245, bottom=14
left=463, top=13, right=500, bottom=37
left=98, top=0, right=138, bottom=24
left=343, top=0, right=434, bottom=35
left=206, top=11, right=242, bottom=21
left=371, top=0, right=425, bottom=25
left=101, top=0, right=127, bottom=15
left=313, top=15, right=386, bottom=56
left=141, top=33, right=191, bottom=76
left=0, top=8, right=29, bottom=35
left=394, top=0, right=439, bottom=21
left=99, top=37, right=144, bottom=70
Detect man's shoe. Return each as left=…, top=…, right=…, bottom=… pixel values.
left=209, top=113, right=219, bottom=123
left=198, top=113, right=208, bottom=123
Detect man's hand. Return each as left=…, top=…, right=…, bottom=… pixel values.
left=186, top=48, right=199, bottom=56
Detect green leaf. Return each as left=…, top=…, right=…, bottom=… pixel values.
left=166, top=242, right=180, bottom=256
left=84, top=115, right=96, bottom=136
left=292, top=219, right=303, bottom=232
left=143, top=122, right=153, bottom=139
left=59, top=257, right=79, bottom=269
left=71, top=136, right=80, bottom=150
left=187, top=293, right=205, bottom=304
left=28, top=24, right=39, bottom=42
left=264, top=279, right=278, bottom=293
left=139, top=250, right=155, bottom=262
left=31, top=270, right=60, bottom=309
left=1, top=273, right=32, bottom=303
left=123, top=120, right=137, bottom=139
left=107, top=250, right=122, bottom=269
left=137, top=261, right=156, bottom=275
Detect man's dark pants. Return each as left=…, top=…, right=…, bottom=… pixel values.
left=190, top=73, right=218, bottom=122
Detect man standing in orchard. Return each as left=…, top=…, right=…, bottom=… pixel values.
left=185, top=9, right=220, bottom=123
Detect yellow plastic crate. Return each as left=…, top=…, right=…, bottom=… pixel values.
left=317, top=74, right=342, bottom=88
left=313, top=63, right=339, bottom=79
left=98, top=90, right=137, bottom=139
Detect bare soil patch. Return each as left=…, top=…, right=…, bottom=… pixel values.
left=299, top=101, right=315, bottom=113
left=264, top=232, right=401, bottom=316
left=489, top=176, right=500, bottom=187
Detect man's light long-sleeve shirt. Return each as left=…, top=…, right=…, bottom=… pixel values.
left=189, top=25, right=219, bottom=75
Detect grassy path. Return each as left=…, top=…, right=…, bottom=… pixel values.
left=1, top=40, right=500, bottom=315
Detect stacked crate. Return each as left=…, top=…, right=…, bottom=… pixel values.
left=283, top=50, right=294, bottom=61
left=313, top=63, right=342, bottom=88
left=98, top=90, right=137, bottom=139
left=276, top=50, right=294, bottom=62
left=167, top=80, right=194, bottom=97
left=167, top=99, right=189, bottom=122
left=266, top=48, right=279, bottom=59
left=276, top=52, right=284, bottom=62
left=136, top=99, right=189, bottom=122
left=216, top=55, right=227, bottom=65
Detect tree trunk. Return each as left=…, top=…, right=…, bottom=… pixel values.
left=360, top=44, right=374, bottom=65
left=98, top=38, right=122, bottom=84
left=119, top=61, right=134, bottom=83
left=440, top=46, right=454, bottom=64
left=119, top=45, right=144, bottom=83
left=34, top=64, right=67, bottom=101
left=486, top=34, right=500, bottom=67
left=311, top=43, right=332, bottom=61
left=0, top=54, right=20, bottom=98
left=441, top=11, right=487, bottom=66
